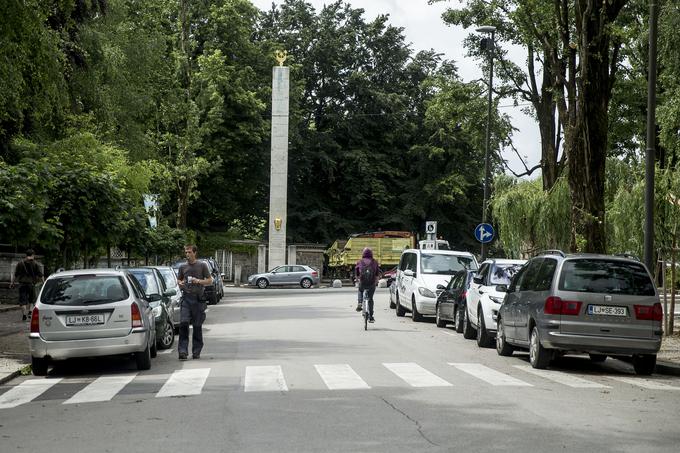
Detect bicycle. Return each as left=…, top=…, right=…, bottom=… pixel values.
left=362, top=289, right=370, bottom=330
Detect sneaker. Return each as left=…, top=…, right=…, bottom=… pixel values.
left=369, top=316, right=375, bottom=323
left=22, top=315, right=27, bottom=321
left=178, top=353, right=188, bottom=361
left=192, top=354, right=200, bottom=360
left=355, top=304, right=362, bottom=312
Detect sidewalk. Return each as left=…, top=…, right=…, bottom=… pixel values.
left=0, top=303, right=679, bottom=384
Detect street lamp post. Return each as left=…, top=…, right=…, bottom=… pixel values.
left=644, top=1, right=658, bottom=272
left=477, top=25, right=496, bottom=262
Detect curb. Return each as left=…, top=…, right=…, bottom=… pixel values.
left=0, top=369, right=23, bottom=385
left=655, top=360, right=680, bottom=376
left=0, top=305, right=20, bottom=313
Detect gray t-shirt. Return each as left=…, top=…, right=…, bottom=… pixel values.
left=178, top=260, right=211, bottom=297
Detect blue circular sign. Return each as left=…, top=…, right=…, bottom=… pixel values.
left=475, top=223, right=494, bottom=243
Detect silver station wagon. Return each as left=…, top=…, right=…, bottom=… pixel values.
left=496, top=251, right=662, bottom=375
left=29, top=269, right=157, bottom=376
left=247, top=265, right=320, bottom=289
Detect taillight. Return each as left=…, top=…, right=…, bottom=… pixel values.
left=461, top=291, right=467, bottom=301
left=544, top=296, right=582, bottom=316
left=131, top=303, right=143, bottom=328
left=634, top=303, right=663, bottom=321
left=312, top=271, right=318, bottom=277
left=30, top=307, right=40, bottom=333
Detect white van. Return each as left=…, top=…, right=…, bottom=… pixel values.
left=395, top=249, right=478, bottom=321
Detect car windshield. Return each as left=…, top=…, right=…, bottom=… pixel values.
left=489, top=264, right=523, bottom=285
left=558, top=259, right=655, bottom=296
left=420, top=254, right=477, bottom=275
left=41, top=275, right=129, bottom=306
left=129, top=270, right=160, bottom=295
left=158, top=268, right=178, bottom=289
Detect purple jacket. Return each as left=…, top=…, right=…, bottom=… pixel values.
left=355, top=248, right=381, bottom=282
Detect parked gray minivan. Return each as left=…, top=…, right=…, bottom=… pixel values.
left=496, top=251, right=662, bottom=375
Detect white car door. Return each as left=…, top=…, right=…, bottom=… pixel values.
left=398, top=252, right=417, bottom=308
left=467, top=263, right=489, bottom=327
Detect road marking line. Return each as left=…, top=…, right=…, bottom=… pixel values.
left=0, top=379, right=62, bottom=409
left=440, top=331, right=457, bottom=336
left=158, top=349, right=174, bottom=355
left=64, top=374, right=137, bottom=404
left=513, top=366, right=609, bottom=388
left=450, top=363, right=532, bottom=386
left=244, top=366, right=288, bottom=392
left=315, top=364, right=370, bottom=390
left=607, top=376, right=680, bottom=390
left=156, top=368, right=210, bottom=397
left=383, top=363, right=452, bottom=387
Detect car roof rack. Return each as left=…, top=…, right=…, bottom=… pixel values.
left=614, top=253, right=641, bottom=261
left=536, top=249, right=565, bottom=257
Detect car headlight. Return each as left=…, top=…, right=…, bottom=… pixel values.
left=489, top=295, right=504, bottom=304
left=418, top=287, right=436, bottom=298
left=152, top=306, right=163, bottom=318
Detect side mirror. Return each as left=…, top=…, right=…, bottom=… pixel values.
left=436, top=284, right=445, bottom=290
left=163, top=288, right=177, bottom=297
left=404, top=269, right=415, bottom=277
left=473, top=276, right=483, bottom=285
left=496, top=285, right=508, bottom=293
left=146, top=293, right=162, bottom=302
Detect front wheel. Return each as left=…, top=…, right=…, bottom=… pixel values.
left=455, top=306, right=465, bottom=333
left=435, top=306, right=446, bottom=328
left=462, top=307, right=476, bottom=339
left=411, top=299, right=423, bottom=322
left=496, top=318, right=514, bottom=356
left=476, top=308, right=493, bottom=348
left=257, top=278, right=269, bottom=289
left=300, top=278, right=313, bottom=289
left=158, top=320, right=175, bottom=349
left=529, top=326, right=551, bottom=369
left=396, top=293, right=406, bottom=317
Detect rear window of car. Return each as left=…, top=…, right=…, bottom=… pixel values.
left=158, top=268, right=178, bottom=289
left=558, top=259, right=655, bottom=296
left=129, top=270, right=160, bottom=295
left=41, top=275, right=129, bottom=306
left=420, top=254, right=478, bottom=274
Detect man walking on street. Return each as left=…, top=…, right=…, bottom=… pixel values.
left=10, top=249, right=43, bottom=321
left=177, top=245, right=213, bottom=360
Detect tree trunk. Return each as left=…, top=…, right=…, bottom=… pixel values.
left=177, top=180, right=189, bottom=229
left=670, top=238, right=677, bottom=335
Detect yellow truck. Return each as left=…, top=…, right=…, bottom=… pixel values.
left=326, top=231, right=416, bottom=278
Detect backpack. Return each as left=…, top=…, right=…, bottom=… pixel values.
left=359, top=261, right=376, bottom=288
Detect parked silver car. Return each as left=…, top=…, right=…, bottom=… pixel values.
left=496, top=251, right=662, bottom=374
left=248, top=265, right=320, bottom=289
left=155, top=266, right=182, bottom=326
left=29, top=269, right=157, bottom=375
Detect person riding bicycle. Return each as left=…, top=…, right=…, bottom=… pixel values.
left=354, top=247, right=382, bottom=322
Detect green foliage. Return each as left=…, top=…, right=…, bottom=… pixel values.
left=491, top=176, right=571, bottom=257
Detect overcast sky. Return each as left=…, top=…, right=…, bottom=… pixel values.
left=250, top=0, right=540, bottom=177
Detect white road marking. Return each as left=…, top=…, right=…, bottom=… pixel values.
left=156, top=368, right=211, bottom=397
left=450, top=363, right=532, bottom=386
left=64, top=374, right=137, bottom=404
left=315, top=364, right=370, bottom=390
left=244, top=366, right=288, bottom=392
left=158, top=349, right=174, bottom=355
left=607, top=376, right=680, bottom=390
left=440, top=331, right=457, bottom=337
left=383, top=363, right=452, bottom=387
left=0, top=379, right=62, bottom=409
left=513, top=366, right=609, bottom=388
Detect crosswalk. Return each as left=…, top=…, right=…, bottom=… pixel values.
left=2, top=361, right=680, bottom=410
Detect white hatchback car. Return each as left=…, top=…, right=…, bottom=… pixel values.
left=29, top=269, right=157, bottom=375
left=463, top=259, right=525, bottom=346
left=395, top=249, right=479, bottom=321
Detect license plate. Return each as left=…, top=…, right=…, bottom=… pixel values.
left=587, top=305, right=627, bottom=316
left=66, top=314, right=106, bottom=326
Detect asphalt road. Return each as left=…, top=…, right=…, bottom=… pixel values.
left=1, top=286, right=679, bottom=453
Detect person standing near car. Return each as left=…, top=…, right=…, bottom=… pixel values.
left=177, top=245, right=213, bottom=360
left=354, top=247, right=381, bottom=322
left=9, top=249, right=43, bottom=321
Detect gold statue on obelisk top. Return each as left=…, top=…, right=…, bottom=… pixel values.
left=274, top=50, right=288, bottom=66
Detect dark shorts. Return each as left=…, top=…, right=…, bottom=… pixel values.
left=18, top=284, right=36, bottom=306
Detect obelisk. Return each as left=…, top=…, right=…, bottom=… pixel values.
left=268, top=51, right=289, bottom=269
